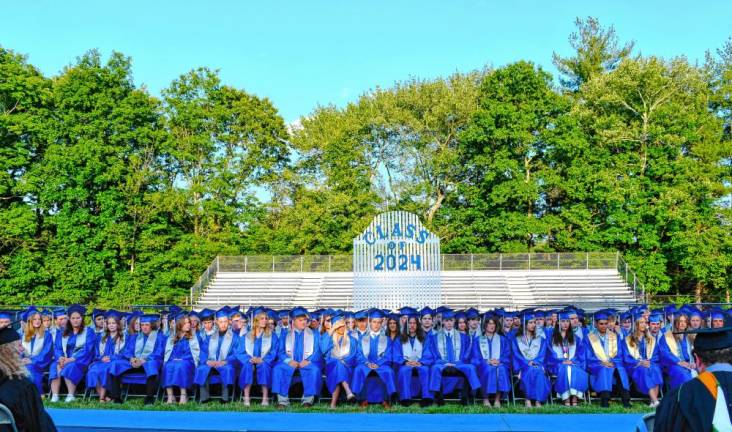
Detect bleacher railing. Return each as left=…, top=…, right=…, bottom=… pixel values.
left=191, top=252, right=636, bottom=305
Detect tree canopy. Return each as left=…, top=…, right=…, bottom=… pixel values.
left=0, top=18, right=730, bottom=306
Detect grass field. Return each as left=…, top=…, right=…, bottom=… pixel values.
left=45, top=398, right=655, bottom=414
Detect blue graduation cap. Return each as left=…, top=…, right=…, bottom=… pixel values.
left=648, top=313, right=663, bottom=324
left=199, top=308, right=215, bottom=321
left=710, top=308, right=725, bottom=321
left=215, top=307, right=230, bottom=320
left=52, top=308, right=67, bottom=319
left=664, top=305, right=678, bottom=316
left=368, top=309, right=386, bottom=320
left=41, top=309, right=52, bottom=317
left=594, top=311, right=610, bottom=321
left=558, top=311, right=571, bottom=321
left=441, top=309, right=455, bottom=320
left=354, top=310, right=368, bottom=320
left=466, top=308, right=480, bottom=320
left=398, top=307, right=418, bottom=316
left=188, top=310, right=200, bottom=320
left=331, top=314, right=346, bottom=328
left=67, top=304, right=86, bottom=317
left=140, top=314, right=159, bottom=324
left=435, top=306, right=449, bottom=314
left=228, top=307, right=242, bottom=318
left=168, top=305, right=182, bottom=315
left=310, top=310, right=322, bottom=321
left=419, top=307, right=434, bottom=318
left=290, top=307, right=309, bottom=319
left=455, top=311, right=467, bottom=321
left=267, top=309, right=278, bottom=321
left=0, top=311, right=12, bottom=320
left=104, top=310, right=123, bottom=321
left=278, top=309, right=290, bottom=319
left=92, top=308, right=106, bottom=320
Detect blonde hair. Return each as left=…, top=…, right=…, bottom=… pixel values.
left=23, top=312, right=45, bottom=343
left=0, top=341, right=29, bottom=380
left=248, top=312, right=272, bottom=342
left=629, top=318, right=652, bottom=348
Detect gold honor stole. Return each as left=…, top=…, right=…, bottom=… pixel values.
left=624, top=336, right=656, bottom=361
left=663, top=330, right=683, bottom=358
left=587, top=332, right=617, bottom=362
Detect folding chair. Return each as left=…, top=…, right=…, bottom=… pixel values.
left=0, top=402, right=18, bottom=432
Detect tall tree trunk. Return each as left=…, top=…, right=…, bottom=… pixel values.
left=426, top=187, right=445, bottom=226
left=694, top=281, right=704, bottom=304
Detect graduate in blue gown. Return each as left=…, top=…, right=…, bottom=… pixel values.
left=108, top=314, right=164, bottom=405
left=351, top=309, right=397, bottom=407
left=162, top=313, right=201, bottom=404
left=321, top=314, right=358, bottom=408
left=19, top=308, right=54, bottom=393
left=622, top=314, right=663, bottom=407
left=471, top=314, right=511, bottom=407
left=237, top=308, right=278, bottom=406
left=49, top=309, right=67, bottom=346
left=397, top=314, right=434, bottom=406
left=658, top=312, right=698, bottom=391
left=546, top=311, right=589, bottom=406
left=194, top=308, right=238, bottom=404
left=49, top=305, right=96, bottom=403
left=86, top=311, right=126, bottom=402
left=429, top=310, right=481, bottom=405
left=272, top=307, right=322, bottom=407
left=584, top=311, right=631, bottom=408
left=511, top=313, right=550, bottom=407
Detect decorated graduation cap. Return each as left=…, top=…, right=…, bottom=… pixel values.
left=290, top=306, right=309, bottom=319
left=676, top=317, right=732, bottom=351
left=67, top=304, right=86, bottom=317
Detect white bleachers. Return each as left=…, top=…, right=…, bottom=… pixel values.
left=196, top=268, right=637, bottom=310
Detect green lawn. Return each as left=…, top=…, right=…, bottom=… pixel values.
left=45, top=398, right=654, bottom=414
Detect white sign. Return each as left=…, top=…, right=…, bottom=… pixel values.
left=353, top=211, right=441, bottom=309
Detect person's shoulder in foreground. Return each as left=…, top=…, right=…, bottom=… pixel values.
left=0, top=326, right=57, bottom=432
left=654, top=318, right=732, bottom=432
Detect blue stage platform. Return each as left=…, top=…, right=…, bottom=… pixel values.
left=49, top=408, right=645, bottom=432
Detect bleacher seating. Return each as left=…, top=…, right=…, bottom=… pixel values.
left=196, top=268, right=637, bottom=310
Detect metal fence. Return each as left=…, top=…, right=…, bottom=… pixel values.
left=213, top=252, right=620, bottom=273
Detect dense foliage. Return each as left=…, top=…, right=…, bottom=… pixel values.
left=1, top=18, right=730, bottom=306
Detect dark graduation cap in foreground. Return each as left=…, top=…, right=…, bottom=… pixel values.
left=675, top=316, right=732, bottom=352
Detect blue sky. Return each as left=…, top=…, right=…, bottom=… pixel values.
left=2, top=1, right=730, bottom=123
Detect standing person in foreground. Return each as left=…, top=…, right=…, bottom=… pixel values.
left=0, top=327, right=57, bottom=432
left=655, top=319, right=732, bottom=431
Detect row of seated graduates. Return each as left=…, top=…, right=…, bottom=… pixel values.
left=0, top=302, right=727, bottom=408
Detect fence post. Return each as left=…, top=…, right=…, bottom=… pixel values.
left=300, top=256, right=304, bottom=272
left=190, top=286, right=193, bottom=307
left=216, top=255, right=220, bottom=273
left=625, top=262, right=628, bottom=283
left=615, top=251, right=619, bottom=269
left=528, top=253, right=531, bottom=270
left=244, top=256, right=248, bottom=272
left=499, top=253, right=503, bottom=271
left=586, top=252, right=589, bottom=270
left=328, top=255, right=332, bottom=272
left=272, top=256, right=275, bottom=272
left=557, top=253, right=560, bottom=270
left=470, top=254, right=474, bottom=272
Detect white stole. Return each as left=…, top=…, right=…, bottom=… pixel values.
left=285, top=328, right=314, bottom=359
left=207, top=329, right=234, bottom=360
left=244, top=332, right=273, bottom=358
left=330, top=334, right=351, bottom=359
left=436, top=329, right=462, bottom=360
left=551, top=339, right=577, bottom=360
left=164, top=335, right=200, bottom=367
left=402, top=337, right=423, bottom=361
left=517, top=335, right=542, bottom=360
left=479, top=334, right=501, bottom=361
left=22, top=334, right=46, bottom=358
left=61, top=327, right=88, bottom=357
left=98, top=334, right=125, bottom=356
left=361, top=333, right=388, bottom=359
left=134, top=331, right=158, bottom=359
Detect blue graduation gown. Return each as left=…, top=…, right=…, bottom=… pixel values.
left=351, top=333, right=397, bottom=401
left=322, top=333, right=358, bottom=393
left=471, top=334, right=511, bottom=394
left=236, top=332, right=278, bottom=388
left=272, top=328, right=322, bottom=397
left=194, top=329, right=238, bottom=387
left=511, top=335, right=550, bottom=402
left=49, top=327, right=96, bottom=385
left=161, top=337, right=200, bottom=389
left=397, top=335, right=434, bottom=401
left=109, top=331, right=164, bottom=378
left=584, top=331, right=630, bottom=392
left=21, top=332, right=54, bottom=393
left=658, top=331, right=697, bottom=390
left=429, top=330, right=481, bottom=394
left=87, top=335, right=126, bottom=388
left=546, top=337, right=589, bottom=399
left=622, top=336, right=663, bottom=394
